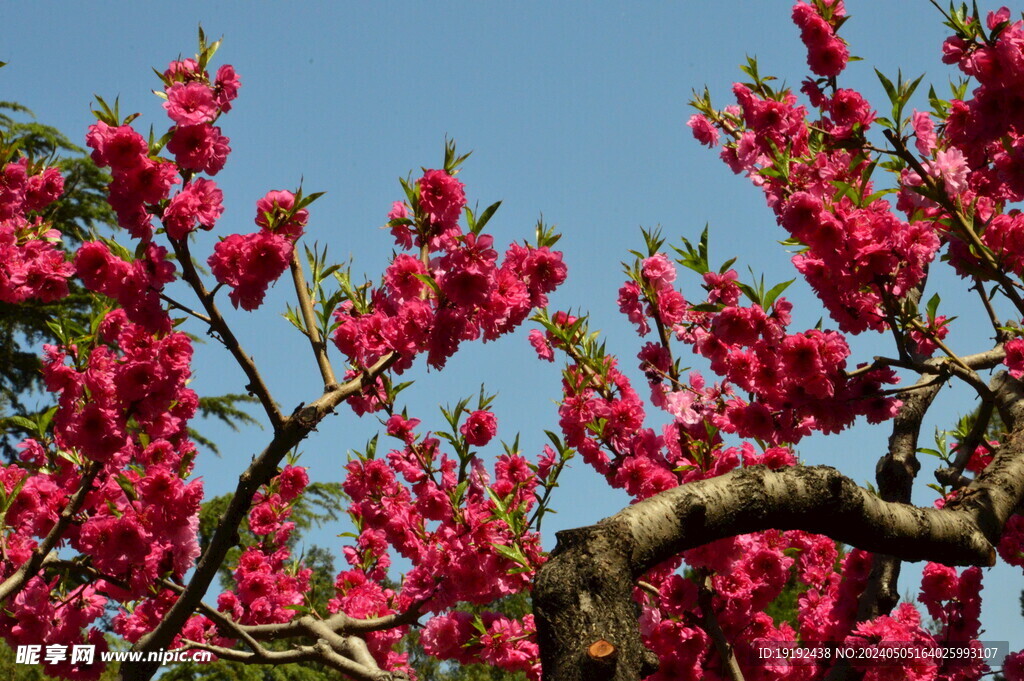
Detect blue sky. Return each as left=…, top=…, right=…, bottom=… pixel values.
left=4, top=0, right=1021, bottom=659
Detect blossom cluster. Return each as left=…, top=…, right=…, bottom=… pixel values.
left=339, top=408, right=544, bottom=678
left=208, top=190, right=307, bottom=310
left=0, top=158, right=73, bottom=303
left=332, top=169, right=566, bottom=381
left=0, top=51, right=243, bottom=679
left=4, top=4, right=1024, bottom=680
left=215, top=466, right=313, bottom=627
left=527, top=2, right=1024, bottom=678
left=85, top=56, right=236, bottom=244
left=0, top=308, right=203, bottom=679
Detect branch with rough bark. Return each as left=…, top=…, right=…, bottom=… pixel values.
left=857, top=373, right=942, bottom=621
left=534, top=420, right=1024, bottom=681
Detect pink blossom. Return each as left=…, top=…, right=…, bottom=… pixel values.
left=461, top=410, right=497, bottom=446
left=687, top=114, right=720, bottom=147
left=163, top=58, right=200, bottom=83
left=255, top=189, right=308, bottom=240
left=214, top=64, right=241, bottom=112
left=928, top=147, right=970, bottom=195
left=86, top=122, right=148, bottom=169
left=418, top=169, right=466, bottom=233
left=166, top=124, right=231, bottom=175
left=208, top=231, right=293, bottom=310
left=163, top=82, right=218, bottom=126
left=163, top=178, right=224, bottom=240
left=1005, top=339, right=1024, bottom=379
left=912, top=110, right=938, bottom=156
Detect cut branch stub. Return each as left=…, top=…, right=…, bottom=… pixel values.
left=588, top=639, right=618, bottom=662
left=535, top=522, right=659, bottom=681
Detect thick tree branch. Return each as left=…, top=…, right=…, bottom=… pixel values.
left=858, top=374, right=942, bottom=622
left=179, top=635, right=406, bottom=681
left=238, top=604, right=424, bottom=642
left=536, top=426, right=1024, bottom=681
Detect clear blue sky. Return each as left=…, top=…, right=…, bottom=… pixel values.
left=4, top=0, right=1020, bottom=657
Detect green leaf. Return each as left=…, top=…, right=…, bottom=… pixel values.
left=875, top=69, right=897, bottom=106
left=486, top=488, right=508, bottom=515
left=925, top=293, right=941, bottom=321
left=4, top=415, right=38, bottom=432
left=474, top=200, right=501, bottom=234
left=763, top=278, right=795, bottom=309
left=412, top=273, right=441, bottom=296
left=673, top=224, right=711, bottom=274
left=491, top=542, right=530, bottom=567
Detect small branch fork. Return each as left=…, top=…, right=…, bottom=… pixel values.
left=44, top=558, right=420, bottom=681
left=159, top=579, right=422, bottom=681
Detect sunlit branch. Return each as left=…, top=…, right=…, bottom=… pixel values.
left=288, top=248, right=338, bottom=391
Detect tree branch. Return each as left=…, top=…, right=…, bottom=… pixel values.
left=0, top=461, right=101, bottom=603
left=883, top=129, right=1024, bottom=315
left=288, top=248, right=338, bottom=391
left=237, top=604, right=424, bottom=643
left=696, top=570, right=745, bottom=681
left=535, top=429, right=1024, bottom=681
left=857, top=374, right=942, bottom=622
left=158, top=292, right=212, bottom=325
left=169, top=236, right=284, bottom=430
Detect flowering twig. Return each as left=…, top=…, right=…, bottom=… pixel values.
left=937, top=398, right=996, bottom=490
left=158, top=292, right=212, bottom=324
left=884, top=129, right=1024, bottom=316
left=0, top=461, right=101, bottom=603
left=696, top=570, right=745, bottom=681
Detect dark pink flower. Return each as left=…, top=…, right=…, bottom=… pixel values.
left=418, top=169, right=466, bottom=232
left=255, top=190, right=308, bottom=240
left=461, top=410, right=497, bottom=447
left=164, top=82, right=218, bottom=126
left=687, top=114, right=720, bottom=147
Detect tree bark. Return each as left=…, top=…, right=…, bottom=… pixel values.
left=535, top=428, right=1024, bottom=681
